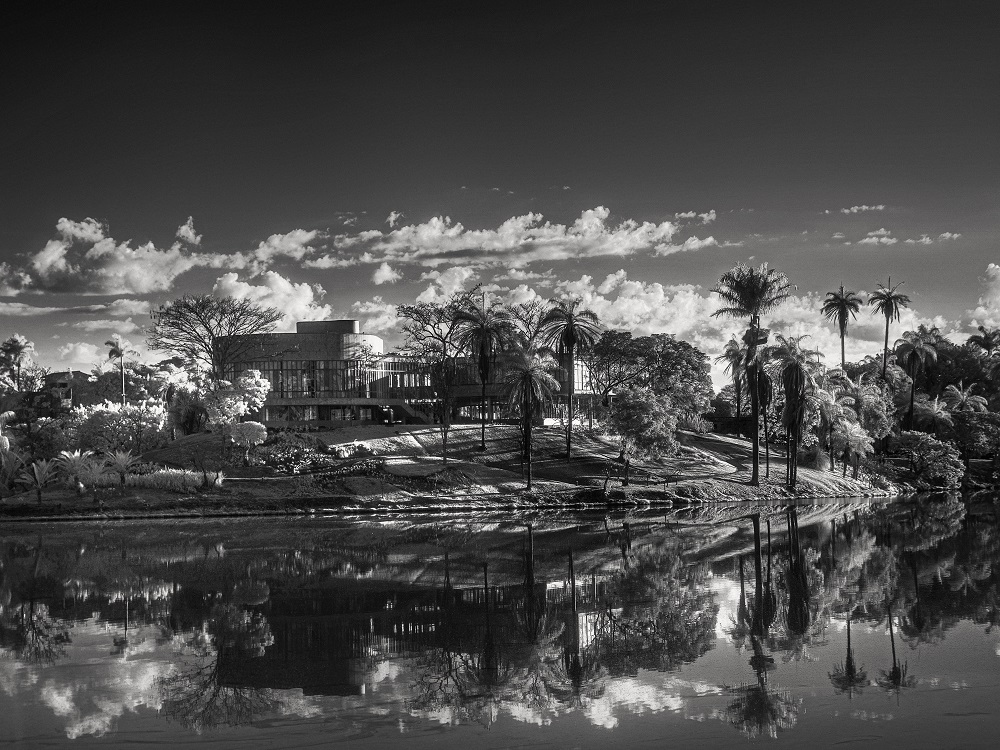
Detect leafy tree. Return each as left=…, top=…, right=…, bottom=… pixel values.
left=869, top=279, right=911, bottom=380
left=507, top=298, right=549, bottom=352
left=607, top=387, right=678, bottom=485
left=0, top=334, right=35, bottom=392
left=230, top=421, right=267, bottom=465
left=148, top=295, right=283, bottom=382
left=539, top=298, right=602, bottom=457
left=454, top=294, right=518, bottom=450
left=639, top=334, right=713, bottom=418
left=821, top=285, right=863, bottom=369
left=67, top=401, right=168, bottom=454
left=712, top=263, right=791, bottom=485
left=104, top=334, right=136, bottom=406
left=397, top=292, right=474, bottom=463
left=203, top=370, right=271, bottom=432
left=501, top=349, right=559, bottom=490
left=587, top=330, right=648, bottom=408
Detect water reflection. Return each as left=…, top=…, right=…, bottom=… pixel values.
left=1, top=495, right=999, bottom=744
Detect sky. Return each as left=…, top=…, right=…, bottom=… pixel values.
left=2, top=1, right=998, bottom=387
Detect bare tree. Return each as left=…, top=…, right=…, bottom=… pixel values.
left=147, top=296, right=283, bottom=382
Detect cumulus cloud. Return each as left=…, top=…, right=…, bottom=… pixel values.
left=858, top=228, right=898, bottom=246
left=175, top=216, right=202, bottom=245
left=967, top=263, right=1000, bottom=329
left=212, top=271, right=334, bottom=330
left=351, top=296, right=398, bottom=332
left=253, top=229, right=320, bottom=264
left=57, top=342, right=101, bottom=363
left=416, top=266, right=479, bottom=304
left=372, top=262, right=402, bottom=285
left=317, top=207, right=682, bottom=269
left=0, top=219, right=248, bottom=296
left=905, top=234, right=933, bottom=245
left=840, top=204, right=885, bottom=214
left=386, top=211, right=404, bottom=228
left=57, top=217, right=105, bottom=243
left=938, top=231, right=962, bottom=241
left=832, top=232, right=846, bottom=239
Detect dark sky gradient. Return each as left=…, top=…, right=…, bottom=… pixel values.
left=2, top=1, right=998, bottom=377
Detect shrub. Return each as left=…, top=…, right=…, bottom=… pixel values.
left=19, top=459, right=58, bottom=504
left=55, top=450, right=98, bottom=496
left=0, top=449, right=26, bottom=499
left=678, top=414, right=712, bottom=434
left=230, top=421, right=267, bottom=465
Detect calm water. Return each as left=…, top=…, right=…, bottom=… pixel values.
left=2, top=497, right=999, bottom=748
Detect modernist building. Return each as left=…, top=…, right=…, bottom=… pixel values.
left=226, top=319, right=597, bottom=430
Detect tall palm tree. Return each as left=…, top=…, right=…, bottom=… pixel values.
left=454, top=294, right=518, bottom=451
left=712, top=263, right=791, bottom=486
left=105, top=334, right=136, bottom=406
left=894, top=330, right=937, bottom=430
left=501, top=349, right=560, bottom=491
left=821, top=286, right=863, bottom=370
left=868, top=279, right=911, bottom=380
left=539, top=298, right=602, bottom=458
left=911, top=395, right=953, bottom=436
left=716, top=337, right=746, bottom=438
left=0, top=334, right=35, bottom=392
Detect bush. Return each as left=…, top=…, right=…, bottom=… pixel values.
left=888, top=431, right=965, bottom=488
left=678, top=414, right=712, bottom=434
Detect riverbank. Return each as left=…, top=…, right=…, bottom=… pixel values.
left=0, top=425, right=899, bottom=522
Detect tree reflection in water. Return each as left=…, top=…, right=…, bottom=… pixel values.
left=828, top=609, right=867, bottom=698
left=0, top=537, right=72, bottom=664
left=159, top=603, right=276, bottom=731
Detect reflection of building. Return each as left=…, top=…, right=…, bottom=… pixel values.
left=223, top=318, right=597, bottom=430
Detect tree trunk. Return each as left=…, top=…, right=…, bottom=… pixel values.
left=525, top=395, right=533, bottom=491
left=882, top=318, right=890, bottom=380
left=566, top=344, right=575, bottom=458
left=480, top=379, right=488, bottom=451
left=840, top=332, right=846, bottom=371
left=908, top=382, right=916, bottom=430
left=748, top=364, right=760, bottom=486
left=764, top=417, right=770, bottom=478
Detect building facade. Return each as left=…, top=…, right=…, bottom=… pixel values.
left=226, top=319, right=597, bottom=429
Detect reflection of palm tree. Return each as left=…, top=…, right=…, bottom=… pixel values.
left=724, top=634, right=797, bottom=738
left=876, top=601, right=916, bottom=695
left=829, top=610, right=867, bottom=698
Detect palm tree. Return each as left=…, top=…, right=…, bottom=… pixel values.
left=942, top=381, right=988, bottom=413
left=454, top=294, right=518, bottom=451
left=911, top=395, right=953, bottom=436
left=55, top=449, right=96, bottom=497
left=716, top=337, right=746, bottom=438
left=764, top=334, right=819, bottom=488
left=894, top=331, right=937, bottom=430
left=831, top=420, right=874, bottom=479
left=712, top=263, right=791, bottom=486
left=105, top=334, right=136, bottom=406
left=20, top=459, right=58, bottom=505
left=810, top=382, right=856, bottom=471
left=821, top=286, right=864, bottom=369
left=501, top=349, right=560, bottom=491
left=868, top=279, right=911, bottom=380
left=104, top=450, right=140, bottom=493
left=830, top=371, right=892, bottom=444
left=967, top=325, right=1000, bottom=357
left=539, top=298, right=602, bottom=458
left=0, top=334, right=35, bottom=392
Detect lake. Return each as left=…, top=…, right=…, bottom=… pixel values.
left=2, top=496, right=998, bottom=748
